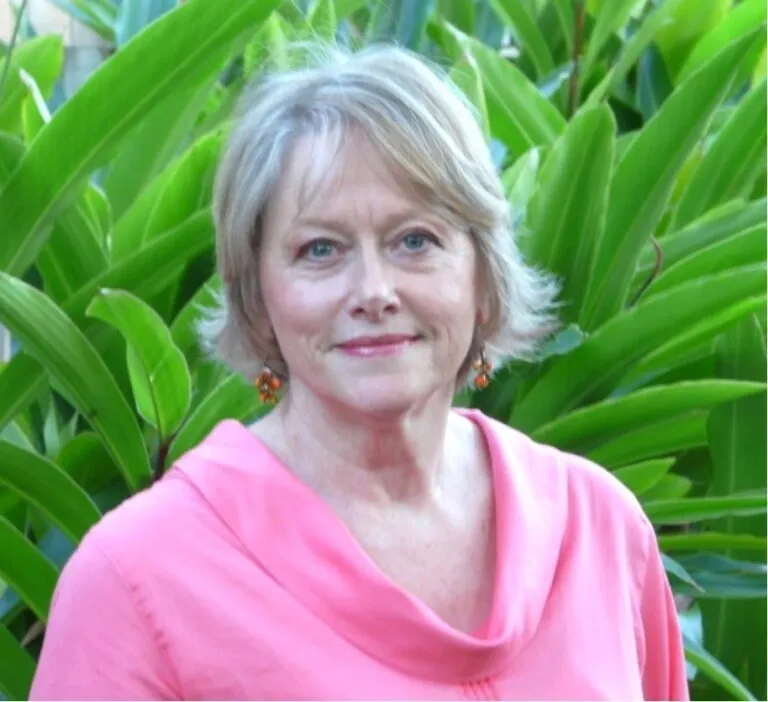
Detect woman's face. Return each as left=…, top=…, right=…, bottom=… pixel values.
left=258, top=129, right=487, bottom=417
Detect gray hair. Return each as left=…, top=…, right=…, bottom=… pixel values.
left=199, top=42, right=561, bottom=389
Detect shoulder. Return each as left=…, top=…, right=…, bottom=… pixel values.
left=463, top=408, right=654, bottom=556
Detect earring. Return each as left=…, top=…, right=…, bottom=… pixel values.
left=473, top=348, right=492, bottom=390
left=256, top=366, right=283, bottom=404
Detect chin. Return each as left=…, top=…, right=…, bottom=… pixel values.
left=333, top=377, right=438, bottom=419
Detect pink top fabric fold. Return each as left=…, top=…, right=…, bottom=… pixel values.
left=30, top=409, right=689, bottom=700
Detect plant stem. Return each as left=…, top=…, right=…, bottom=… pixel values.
left=567, top=0, right=586, bottom=117
left=0, top=0, right=30, bottom=106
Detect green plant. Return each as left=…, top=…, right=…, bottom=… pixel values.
left=0, top=0, right=765, bottom=699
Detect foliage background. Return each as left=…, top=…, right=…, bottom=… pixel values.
left=0, top=0, right=765, bottom=699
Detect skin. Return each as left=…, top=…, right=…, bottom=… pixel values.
left=250, top=128, right=496, bottom=632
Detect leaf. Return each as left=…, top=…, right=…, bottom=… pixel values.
left=589, top=411, right=707, bottom=469
left=701, top=314, right=767, bottom=700
left=583, top=0, right=685, bottom=108
left=0, top=516, right=58, bottom=622
left=115, top=0, right=176, bottom=46
left=581, top=0, right=640, bottom=87
left=307, top=0, right=337, bottom=40
left=671, top=80, right=767, bottom=229
left=532, top=380, right=764, bottom=453
left=646, top=225, right=766, bottom=298
left=662, top=553, right=703, bottom=592
left=0, top=0, right=279, bottom=278
left=0, top=273, right=151, bottom=492
left=489, top=0, right=554, bottom=78
left=450, top=52, right=490, bottom=141
left=87, top=289, right=192, bottom=441
left=678, top=0, right=767, bottom=84
left=501, top=147, right=541, bottom=219
left=636, top=43, right=673, bottom=121
left=522, top=105, right=613, bottom=325
left=447, top=28, right=566, bottom=159
left=167, top=374, right=268, bottom=465
left=580, top=31, right=762, bottom=331
left=437, top=0, right=474, bottom=35
left=0, top=441, right=101, bottom=544
left=633, top=199, right=766, bottom=287
left=0, top=36, right=63, bottom=134
left=612, top=458, right=675, bottom=496
left=644, top=493, right=767, bottom=525
left=20, top=68, right=52, bottom=142
left=0, top=210, right=214, bottom=440
left=640, top=473, right=694, bottom=502
left=684, top=634, right=758, bottom=701
left=660, top=532, right=768, bottom=553
left=42, top=0, right=117, bottom=42
left=56, top=432, right=121, bottom=495
left=0, top=622, right=35, bottom=701
left=511, top=265, right=766, bottom=432
left=170, top=276, right=220, bottom=365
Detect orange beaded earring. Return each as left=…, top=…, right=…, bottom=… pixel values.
left=256, top=366, right=283, bottom=404
left=473, top=347, right=492, bottom=390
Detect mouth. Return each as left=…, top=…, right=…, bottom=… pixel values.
left=335, top=334, right=420, bottom=357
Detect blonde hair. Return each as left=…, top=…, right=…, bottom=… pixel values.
left=200, top=42, right=561, bottom=388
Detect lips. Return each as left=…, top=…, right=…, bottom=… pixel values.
left=335, top=334, right=420, bottom=357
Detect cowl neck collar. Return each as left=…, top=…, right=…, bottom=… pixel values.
left=170, top=408, right=566, bottom=682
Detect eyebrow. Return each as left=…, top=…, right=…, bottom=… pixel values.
left=293, top=208, right=430, bottom=235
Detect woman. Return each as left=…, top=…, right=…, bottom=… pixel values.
left=31, top=44, right=688, bottom=700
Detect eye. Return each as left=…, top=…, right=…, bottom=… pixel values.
left=299, top=238, right=338, bottom=261
left=399, top=229, right=439, bottom=252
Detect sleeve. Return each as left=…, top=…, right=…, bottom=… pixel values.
left=29, top=533, right=181, bottom=701
left=638, top=523, right=690, bottom=701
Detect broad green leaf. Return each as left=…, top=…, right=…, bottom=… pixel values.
left=43, top=0, right=117, bottom=42
left=115, top=0, right=176, bottom=46
left=583, top=0, right=685, bottom=108
left=245, top=11, right=294, bottom=75
left=522, top=105, right=613, bottom=325
left=0, top=273, right=151, bottom=492
left=437, top=0, right=474, bottom=35
left=580, top=32, right=761, bottom=331
left=633, top=199, right=765, bottom=287
left=0, top=0, right=279, bottom=278
left=103, top=78, right=217, bottom=221
left=644, top=493, right=767, bottom=525
left=624, top=295, right=766, bottom=387
left=702, top=315, right=767, bottom=700
left=662, top=553, right=703, bottom=592
left=0, top=441, right=101, bottom=543
left=640, top=473, right=694, bottom=502
left=636, top=44, right=673, bottom=122
left=647, top=226, right=766, bottom=298
left=447, top=28, right=566, bottom=159
left=20, top=68, right=51, bottom=142
left=56, top=432, right=121, bottom=495
left=87, top=289, right=192, bottom=441
left=0, top=131, right=108, bottom=305
left=489, top=0, right=554, bottom=78
left=0, top=36, right=63, bottom=134
left=684, top=635, right=758, bottom=701
left=0, top=622, right=35, bottom=701
left=450, top=53, right=490, bottom=140
left=170, top=276, right=220, bottom=365
left=111, top=129, right=223, bottom=260
left=0, top=211, right=214, bottom=438
left=672, top=80, right=767, bottom=229
left=501, top=147, right=540, bottom=217
left=167, top=374, right=268, bottom=465
left=589, top=413, right=707, bottom=469
left=581, top=0, right=639, bottom=87
left=660, top=533, right=768, bottom=553
left=512, top=266, right=766, bottom=432
left=655, top=0, right=731, bottom=81
left=678, top=0, right=767, bottom=84
left=532, top=381, right=764, bottom=453
left=307, top=0, right=337, bottom=40
left=612, top=458, right=675, bottom=497
left=676, top=570, right=767, bottom=600
left=0, top=516, right=58, bottom=621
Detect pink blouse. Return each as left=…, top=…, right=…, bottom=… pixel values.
left=30, top=409, right=689, bottom=700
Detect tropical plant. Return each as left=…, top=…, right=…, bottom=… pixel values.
left=0, top=0, right=765, bottom=700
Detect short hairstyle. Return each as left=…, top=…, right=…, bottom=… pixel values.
left=199, top=42, right=561, bottom=389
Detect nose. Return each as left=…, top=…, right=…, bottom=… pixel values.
left=347, top=245, right=399, bottom=321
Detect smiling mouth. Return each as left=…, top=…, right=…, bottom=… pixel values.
left=336, top=335, right=420, bottom=357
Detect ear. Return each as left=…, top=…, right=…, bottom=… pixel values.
left=475, top=282, right=492, bottom=329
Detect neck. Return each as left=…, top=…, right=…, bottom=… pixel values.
left=267, top=382, right=460, bottom=506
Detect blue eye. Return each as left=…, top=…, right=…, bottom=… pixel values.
left=302, top=239, right=336, bottom=260
left=401, top=231, right=435, bottom=251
